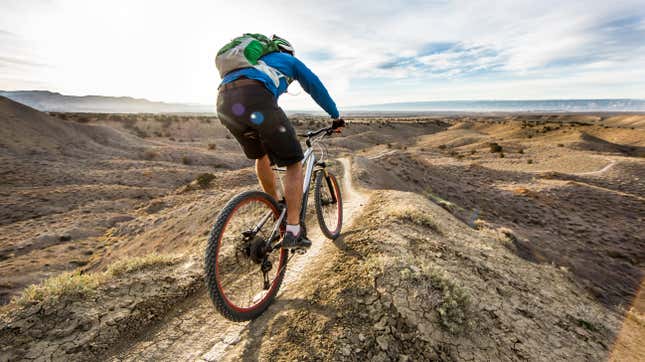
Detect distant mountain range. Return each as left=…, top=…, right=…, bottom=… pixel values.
left=2, top=90, right=645, bottom=113
left=0, top=90, right=214, bottom=113
left=352, top=99, right=645, bottom=112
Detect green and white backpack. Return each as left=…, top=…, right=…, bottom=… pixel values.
left=215, top=33, right=288, bottom=87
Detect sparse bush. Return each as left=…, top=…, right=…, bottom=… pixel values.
left=489, top=142, right=503, bottom=153
left=527, top=159, right=534, bottom=164
left=207, top=143, right=217, bottom=150
left=470, top=149, right=477, bottom=155
left=196, top=173, right=216, bottom=188
left=181, top=156, right=192, bottom=165
left=438, top=144, right=447, bottom=150
left=142, top=149, right=158, bottom=160
left=518, top=149, right=524, bottom=154
left=557, top=143, right=564, bottom=147
left=499, top=152, right=505, bottom=158
left=399, top=265, right=470, bottom=334
left=225, top=134, right=232, bottom=139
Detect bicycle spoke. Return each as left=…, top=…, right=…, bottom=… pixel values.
left=212, top=196, right=284, bottom=310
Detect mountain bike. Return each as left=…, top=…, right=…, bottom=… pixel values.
left=205, top=125, right=343, bottom=321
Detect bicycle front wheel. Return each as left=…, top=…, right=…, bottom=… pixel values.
left=314, top=171, right=343, bottom=239
left=205, top=191, right=287, bottom=321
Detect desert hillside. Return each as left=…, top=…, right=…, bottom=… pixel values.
left=0, top=97, right=643, bottom=361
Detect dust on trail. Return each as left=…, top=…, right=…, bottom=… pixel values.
left=107, top=157, right=368, bottom=361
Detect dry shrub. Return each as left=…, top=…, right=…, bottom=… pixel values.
left=489, top=142, right=503, bottom=153
left=196, top=173, right=216, bottom=188
left=142, top=149, right=158, bottom=160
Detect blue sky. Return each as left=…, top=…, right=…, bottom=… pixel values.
left=0, top=0, right=644, bottom=110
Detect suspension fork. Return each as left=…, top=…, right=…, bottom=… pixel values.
left=323, top=169, right=338, bottom=203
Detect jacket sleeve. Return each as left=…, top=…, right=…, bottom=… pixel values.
left=288, top=56, right=340, bottom=118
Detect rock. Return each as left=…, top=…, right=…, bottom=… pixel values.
left=222, top=333, right=240, bottom=345
left=145, top=201, right=167, bottom=214
left=374, top=317, right=388, bottom=331
left=376, top=335, right=389, bottom=351
left=399, top=355, right=410, bottom=362
left=108, top=215, right=134, bottom=227
left=340, top=345, right=352, bottom=357
left=373, top=351, right=389, bottom=362
left=358, top=333, right=366, bottom=342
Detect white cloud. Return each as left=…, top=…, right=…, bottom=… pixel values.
left=1, top=0, right=644, bottom=110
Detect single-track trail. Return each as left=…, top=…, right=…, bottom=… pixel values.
left=107, top=158, right=368, bottom=361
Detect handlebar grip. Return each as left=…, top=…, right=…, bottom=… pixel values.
left=331, top=118, right=345, bottom=129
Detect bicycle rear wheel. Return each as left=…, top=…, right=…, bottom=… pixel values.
left=205, top=191, right=287, bottom=321
left=314, top=171, right=343, bottom=239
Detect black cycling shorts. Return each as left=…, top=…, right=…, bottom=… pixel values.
left=217, top=82, right=303, bottom=167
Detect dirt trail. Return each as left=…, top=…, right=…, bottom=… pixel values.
left=107, top=158, right=368, bottom=361
left=576, top=159, right=617, bottom=176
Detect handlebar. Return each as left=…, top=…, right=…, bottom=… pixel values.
left=298, top=126, right=334, bottom=138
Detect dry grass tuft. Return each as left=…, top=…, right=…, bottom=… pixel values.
left=15, top=271, right=105, bottom=306
left=12, top=254, right=180, bottom=307
left=107, top=253, right=180, bottom=277
left=391, top=208, right=438, bottom=231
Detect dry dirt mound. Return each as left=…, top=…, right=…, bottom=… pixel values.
left=573, top=132, right=641, bottom=155
left=0, top=256, right=202, bottom=361
left=226, top=187, right=623, bottom=361
left=602, top=115, right=645, bottom=129
left=0, top=96, right=145, bottom=158
left=2, top=113, right=643, bottom=360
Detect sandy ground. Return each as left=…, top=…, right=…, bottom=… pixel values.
left=1, top=96, right=643, bottom=360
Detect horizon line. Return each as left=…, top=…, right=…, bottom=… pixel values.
left=2, top=89, right=645, bottom=108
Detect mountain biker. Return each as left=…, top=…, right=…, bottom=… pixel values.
left=216, top=34, right=345, bottom=250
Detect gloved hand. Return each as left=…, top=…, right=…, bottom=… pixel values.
left=331, top=118, right=345, bottom=132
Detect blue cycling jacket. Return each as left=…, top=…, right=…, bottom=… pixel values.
left=220, top=52, right=339, bottom=119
